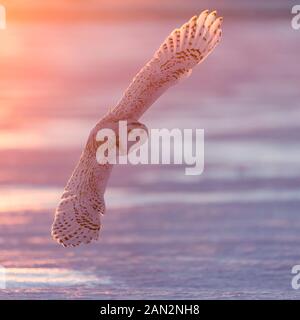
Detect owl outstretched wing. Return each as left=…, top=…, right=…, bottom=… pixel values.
left=111, top=10, right=222, bottom=120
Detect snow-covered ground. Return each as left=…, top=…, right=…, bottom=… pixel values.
left=0, top=2, right=300, bottom=299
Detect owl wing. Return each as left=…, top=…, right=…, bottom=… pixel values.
left=111, top=10, right=223, bottom=120
left=52, top=128, right=113, bottom=247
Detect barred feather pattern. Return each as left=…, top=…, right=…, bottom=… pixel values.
left=112, top=10, right=222, bottom=120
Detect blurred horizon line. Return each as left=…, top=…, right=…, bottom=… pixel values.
left=1, top=0, right=293, bottom=23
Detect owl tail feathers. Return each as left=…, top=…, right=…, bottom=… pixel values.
left=51, top=193, right=105, bottom=247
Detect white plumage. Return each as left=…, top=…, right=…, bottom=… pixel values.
left=51, top=10, right=223, bottom=247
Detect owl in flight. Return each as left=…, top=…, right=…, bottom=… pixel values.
left=52, top=10, right=223, bottom=247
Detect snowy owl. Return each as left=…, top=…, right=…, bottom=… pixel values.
left=52, top=10, right=223, bottom=247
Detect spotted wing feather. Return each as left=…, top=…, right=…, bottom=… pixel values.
left=112, top=10, right=223, bottom=120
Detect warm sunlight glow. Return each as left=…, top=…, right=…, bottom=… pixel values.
left=0, top=4, right=6, bottom=29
